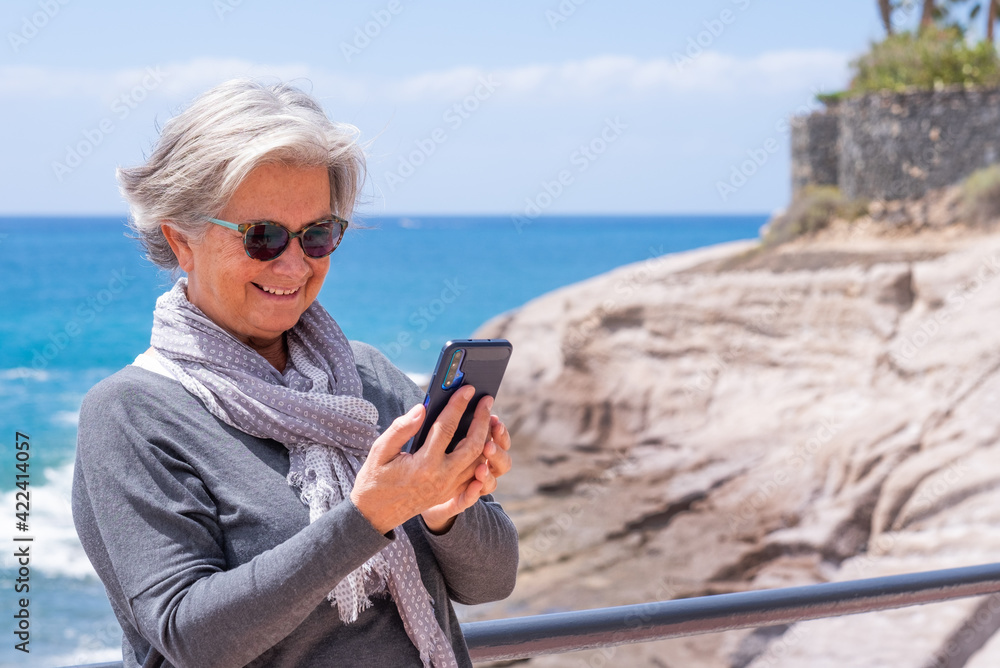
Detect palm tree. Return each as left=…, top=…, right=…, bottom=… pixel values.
left=978, top=0, right=999, bottom=41
left=920, top=0, right=937, bottom=31
left=880, top=0, right=895, bottom=34
left=931, top=0, right=1000, bottom=40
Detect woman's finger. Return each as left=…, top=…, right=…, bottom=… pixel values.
left=457, top=477, right=485, bottom=510
left=486, top=446, right=511, bottom=479
left=490, top=416, right=511, bottom=450
left=420, top=385, right=476, bottom=459
left=456, top=395, right=494, bottom=452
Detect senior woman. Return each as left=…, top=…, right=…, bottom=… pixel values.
left=71, top=79, right=518, bottom=668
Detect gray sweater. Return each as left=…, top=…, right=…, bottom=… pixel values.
left=72, top=341, right=518, bottom=668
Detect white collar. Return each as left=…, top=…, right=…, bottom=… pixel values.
left=131, top=349, right=174, bottom=379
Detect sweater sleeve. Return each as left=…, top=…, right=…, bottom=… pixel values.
left=350, top=341, right=519, bottom=605
left=72, top=374, right=394, bottom=668
left=419, top=497, right=519, bottom=605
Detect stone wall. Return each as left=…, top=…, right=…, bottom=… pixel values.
left=792, top=87, right=1000, bottom=201
left=791, top=111, right=839, bottom=195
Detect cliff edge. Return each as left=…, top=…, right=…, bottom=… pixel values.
left=473, top=213, right=1000, bottom=667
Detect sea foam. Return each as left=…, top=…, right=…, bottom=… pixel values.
left=2, top=462, right=97, bottom=580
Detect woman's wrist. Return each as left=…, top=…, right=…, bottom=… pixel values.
left=421, top=510, right=457, bottom=535
left=350, top=488, right=399, bottom=535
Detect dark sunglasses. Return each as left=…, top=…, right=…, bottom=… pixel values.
left=206, top=216, right=348, bottom=261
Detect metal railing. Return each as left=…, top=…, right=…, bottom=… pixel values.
left=68, top=561, right=1000, bottom=667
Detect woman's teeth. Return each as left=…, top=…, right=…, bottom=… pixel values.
left=257, top=284, right=299, bottom=296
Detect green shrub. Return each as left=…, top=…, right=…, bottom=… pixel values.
left=963, top=164, right=1000, bottom=225
left=848, top=27, right=1000, bottom=95
left=815, top=90, right=849, bottom=106
left=764, top=187, right=867, bottom=246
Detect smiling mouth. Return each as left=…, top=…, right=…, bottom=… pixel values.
left=253, top=283, right=301, bottom=296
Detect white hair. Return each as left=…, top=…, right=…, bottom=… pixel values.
left=118, top=78, right=366, bottom=270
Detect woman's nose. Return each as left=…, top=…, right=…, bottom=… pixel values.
left=269, top=238, right=312, bottom=278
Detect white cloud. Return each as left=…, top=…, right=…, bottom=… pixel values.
left=1, top=65, right=108, bottom=99
left=392, top=50, right=851, bottom=101
left=389, top=65, right=490, bottom=101
left=0, top=59, right=313, bottom=106
left=152, top=58, right=314, bottom=99
left=0, top=49, right=851, bottom=109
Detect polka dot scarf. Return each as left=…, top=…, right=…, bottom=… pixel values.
left=150, top=278, right=458, bottom=668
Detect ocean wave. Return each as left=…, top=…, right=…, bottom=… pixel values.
left=27, top=644, right=122, bottom=668
left=1, top=462, right=97, bottom=580
left=54, top=410, right=80, bottom=426
left=406, top=372, right=431, bottom=389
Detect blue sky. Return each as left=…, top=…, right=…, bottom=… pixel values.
left=1, top=0, right=893, bottom=216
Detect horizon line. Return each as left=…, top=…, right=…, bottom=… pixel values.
left=0, top=211, right=772, bottom=219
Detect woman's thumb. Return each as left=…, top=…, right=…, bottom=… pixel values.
left=370, top=403, right=424, bottom=464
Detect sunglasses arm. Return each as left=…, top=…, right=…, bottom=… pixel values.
left=207, top=218, right=243, bottom=232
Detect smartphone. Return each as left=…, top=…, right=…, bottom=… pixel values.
left=406, top=339, right=513, bottom=454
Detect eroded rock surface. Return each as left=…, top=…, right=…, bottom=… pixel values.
left=471, top=227, right=1000, bottom=667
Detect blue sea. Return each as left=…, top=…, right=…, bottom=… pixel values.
left=0, top=214, right=764, bottom=667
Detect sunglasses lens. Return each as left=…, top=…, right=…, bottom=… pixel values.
left=301, top=221, right=344, bottom=258
left=244, top=223, right=289, bottom=261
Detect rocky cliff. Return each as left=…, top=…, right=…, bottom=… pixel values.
left=471, top=216, right=1000, bottom=667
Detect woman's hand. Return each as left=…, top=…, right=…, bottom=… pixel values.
left=421, top=412, right=513, bottom=534
left=350, top=385, right=495, bottom=534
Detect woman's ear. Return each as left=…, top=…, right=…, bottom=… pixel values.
left=161, top=223, right=195, bottom=273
